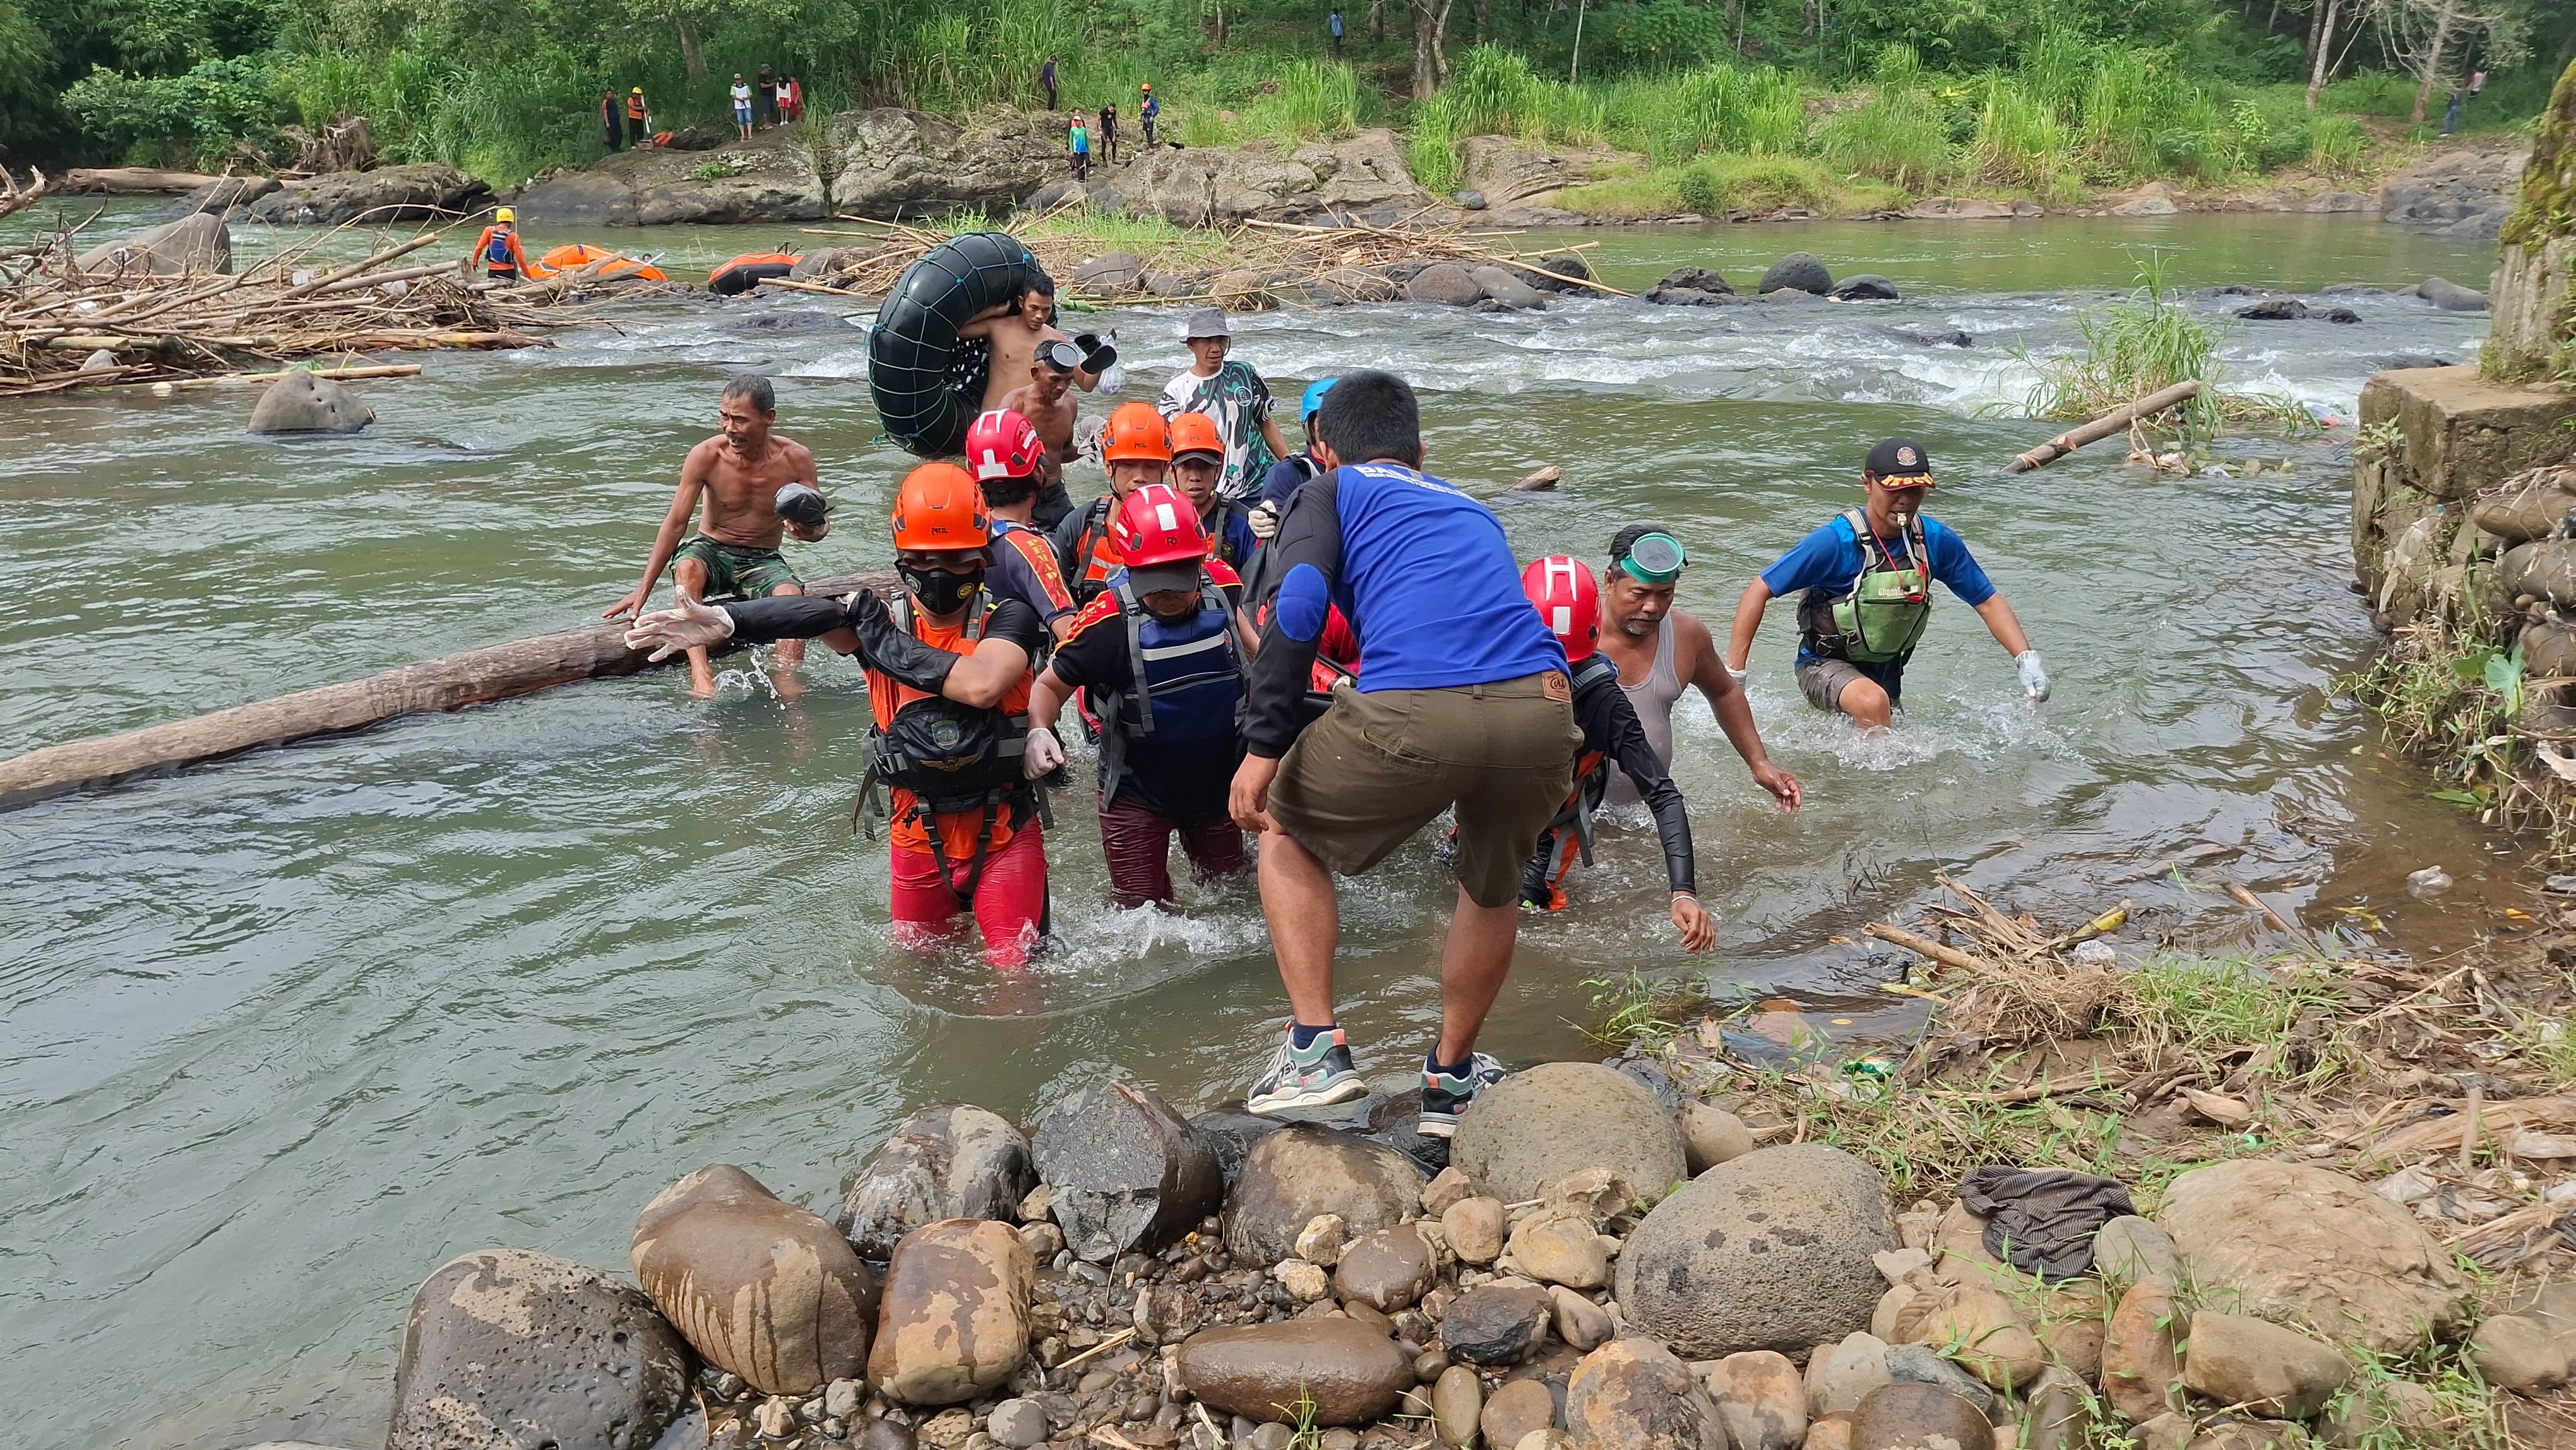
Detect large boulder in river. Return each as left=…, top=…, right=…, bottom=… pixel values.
left=1176, top=1320, right=1414, bottom=1425
left=161, top=174, right=279, bottom=219
left=839, top=1103, right=1036, bottom=1260
left=1030, top=1077, right=1222, bottom=1262
left=869, top=1218, right=1035, bottom=1405
left=2157, top=1159, right=2469, bottom=1353
left=1222, top=1125, right=1424, bottom=1264
left=1615, top=1144, right=1893, bottom=1358
left=1470, top=264, right=1550, bottom=309
left=830, top=109, right=1061, bottom=220
left=1831, top=273, right=1900, bottom=301
left=516, top=125, right=822, bottom=227
left=1758, top=251, right=1834, bottom=296
left=2418, top=275, right=2491, bottom=311
left=2382, top=147, right=2527, bottom=237
left=632, top=1164, right=876, bottom=1394
left=248, top=371, right=373, bottom=434
left=247, top=164, right=490, bottom=225
left=1404, top=262, right=1483, bottom=306
left=388, top=1248, right=689, bottom=1450
left=1450, top=1061, right=1686, bottom=1206
left=76, top=212, right=230, bottom=275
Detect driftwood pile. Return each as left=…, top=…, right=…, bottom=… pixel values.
left=0, top=216, right=569, bottom=398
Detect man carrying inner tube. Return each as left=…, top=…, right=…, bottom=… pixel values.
left=604, top=374, right=830, bottom=697
left=1169, top=412, right=1258, bottom=572
left=1053, top=401, right=1173, bottom=608
left=998, top=337, right=1085, bottom=531
left=1026, top=484, right=1258, bottom=911
left=965, top=408, right=1078, bottom=644
left=962, top=271, right=1112, bottom=434
left=1595, top=525, right=1800, bottom=814
left=623, top=464, right=1053, bottom=969
left=1726, top=437, right=2048, bottom=731
left=1231, top=369, right=1581, bottom=1138
left=1517, top=555, right=1713, bottom=950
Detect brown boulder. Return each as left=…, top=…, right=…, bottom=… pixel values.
left=868, top=1218, right=1034, bottom=1405
left=1563, top=1338, right=1727, bottom=1449
left=2102, top=1279, right=2184, bottom=1424
left=1849, top=1381, right=1992, bottom=1450
left=2157, top=1160, right=2469, bottom=1353
left=838, top=1103, right=1036, bottom=1261
left=1452, top=1062, right=1688, bottom=1207
left=634, top=1164, right=877, bottom=1394
left=1175, top=1319, right=1413, bottom=1425
left=1333, top=1223, right=1438, bottom=1312
left=1222, top=1125, right=1426, bottom=1266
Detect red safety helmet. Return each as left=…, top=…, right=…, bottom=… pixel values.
left=1112, top=484, right=1210, bottom=568
left=965, top=409, right=1044, bottom=482
left=890, top=462, right=990, bottom=550
left=1522, top=554, right=1601, bottom=661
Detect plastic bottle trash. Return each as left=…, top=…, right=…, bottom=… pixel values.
left=2407, top=865, right=2454, bottom=894
left=2071, top=938, right=2118, bottom=968
left=2547, top=874, right=2576, bottom=894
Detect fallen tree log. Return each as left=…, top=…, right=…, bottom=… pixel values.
left=2003, top=380, right=2203, bottom=474
left=63, top=167, right=225, bottom=194
left=0, top=569, right=897, bottom=812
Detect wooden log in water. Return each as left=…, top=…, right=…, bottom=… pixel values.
left=2003, top=380, right=2203, bottom=474
left=0, top=569, right=897, bottom=812
left=63, top=166, right=224, bottom=194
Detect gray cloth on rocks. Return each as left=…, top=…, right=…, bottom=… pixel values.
left=1956, top=1166, right=2135, bottom=1280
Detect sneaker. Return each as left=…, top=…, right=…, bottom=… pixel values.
left=1417, top=1052, right=1505, bottom=1139
left=1244, top=1024, right=1367, bottom=1115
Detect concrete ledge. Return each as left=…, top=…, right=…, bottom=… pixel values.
left=2358, top=365, right=2576, bottom=502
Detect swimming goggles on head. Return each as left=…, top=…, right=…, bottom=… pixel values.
left=1616, top=532, right=1688, bottom=585
left=1036, top=340, right=1083, bottom=374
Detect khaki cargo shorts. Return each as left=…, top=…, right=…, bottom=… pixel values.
left=1796, top=656, right=1905, bottom=712
left=1268, top=671, right=1580, bottom=908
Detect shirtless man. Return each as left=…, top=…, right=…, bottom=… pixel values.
left=1597, top=524, right=1802, bottom=814
left=963, top=275, right=1112, bottom=520
left=998, top=341, right=1083, bottom=530
left=605, top=374, right=829, bottom=696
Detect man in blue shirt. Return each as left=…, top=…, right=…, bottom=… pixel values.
left=1231, top=370, right=1581, bottom=1139
left=1726, top=437, right=2047, bottom=731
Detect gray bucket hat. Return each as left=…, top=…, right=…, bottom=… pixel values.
left=1179, top=307, right=1230, bottom=341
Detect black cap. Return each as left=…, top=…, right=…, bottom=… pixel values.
left=1864, top=437, right=1935, bottom=485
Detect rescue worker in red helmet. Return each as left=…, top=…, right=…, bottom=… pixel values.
left=624, top=463, right=1052, bottom=967
left=1025, top=483, right=1258, bottom=909
left=1052, top=400, right=1172, bottom=607
left=1518, top=555, right=1713, bottom=951
left=966, top=407, right=1078, bottom=644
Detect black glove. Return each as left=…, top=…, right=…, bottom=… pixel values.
left=847, top=587, right=958, bottom=694
left=775, top=482, right=828, bottom=530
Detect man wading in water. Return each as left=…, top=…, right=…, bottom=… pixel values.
left=963, top=273, right=1112, bottom=515
left=997, top=340, right=1085, bottom=531
left=1595, top=525, right=1800, bottom=813
left=1727, top=438, right=2048, bottom=730
left=1162, top=309, right=1292, bottom=505
left=604, top=374, right=830, bottom=697
left=1231, top=370, right=1582, bottom=1137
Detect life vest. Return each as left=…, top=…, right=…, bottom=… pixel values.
left=1201, top=498, right=1254, bottom=570
left=1066, top=494, right=1123, bottom=606
left=1542, top=653, right=1619, bottom=867
left=857, top=591, right=1037, bottom=885
left=1798, top=508, right=1933, bottom=666
left=627, top=95, right=648, bottom=120
left=1087, top=573, right=1244, bottom=808
left=480, top=227, right=518, bottom=274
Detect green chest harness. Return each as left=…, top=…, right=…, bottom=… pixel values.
left=1799, top=508, right=1933, bottom=666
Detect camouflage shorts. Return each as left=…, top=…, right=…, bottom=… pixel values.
left=675, top=536, right=800, bottom=601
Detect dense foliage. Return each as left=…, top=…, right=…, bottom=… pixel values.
left=0, top=0, right=2561, bottom=186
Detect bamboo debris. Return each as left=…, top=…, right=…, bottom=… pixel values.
left=1, top=219, right=584, bottom=398
left=2004, top=380, right=2204, bottom=473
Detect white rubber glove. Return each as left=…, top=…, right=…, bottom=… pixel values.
left=2015, top=649, right=2050, bottom=702
left=1025, top=725, right=1066, bottom=779
left=1247, top=501, right=1281, bottom=540
left=624, top=595, right=736, bottom=661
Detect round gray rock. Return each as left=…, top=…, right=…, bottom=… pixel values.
left=1614, top=1144, right=1893, bottom=1358
left=1031, top=1077, right=1222, bottom=1263
left=1758, top=251, right=1834, bottom=296
left=249, top=371, right=374, bottom=434
left=388, top=1247, right=689, bottom=1450
left=1403, top=261, right=1483, bottom=306
left=1450, top=1062, right=1686, bottom=1207
left=1224, top=1125, right=1426, bottom=1266
left=840, top=1102, right=1037, bottom=1259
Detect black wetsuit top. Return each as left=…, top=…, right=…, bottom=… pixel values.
left=1570, top=652, right=1696, bottom=896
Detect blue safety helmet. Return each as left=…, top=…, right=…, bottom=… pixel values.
left=1301, top=378, right=1336, bottom=421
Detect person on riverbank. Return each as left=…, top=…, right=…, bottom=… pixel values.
left=1329, top=7, right=1345, bottom=56
left=603, top=374, right=828, bottom=697
left=1517, top=556, right=1712, bottom=950
left=623, top=464, right=1051, bottom=968
left=1597, top=525, right=1800, bottom=814
left=756, top=64, right=777, bottom=128
left=1055, top=402, right=1174, bottom=605
left=1171, top=411, right=1258, bottom=570
left=730, top=75, right=755, bottom=140
left=1068, top=114, right=1091, bottom=180
left=996, top=342, right=1084, bottom=530
left=1042, top=57, right=1059, bottom=110
left=2443, top=88, right=2465, bottom=136
left=1027, top=484, right=1255, bottom=909
left=780, top=76, right=805, bottom=124
left=1726, top=438, right=2046, bottom=731
left=469, top=208, right=536, bottom=282
left=1098, top=102, right=1119, bottom=165
left=1139, top=83, right=1159, bottom=147
left=967, top=408, right=1078, bottom=643
left=600, top=92, right=623, bottom=152
left=1231, top=370, right=1580, bottom=1135
left=1162, top=309, right=1291, bottom=505
left=626, top=87, right=650, bottom=148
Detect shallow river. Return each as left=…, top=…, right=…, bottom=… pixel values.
left=0, top=208, right=2524, bottom=1448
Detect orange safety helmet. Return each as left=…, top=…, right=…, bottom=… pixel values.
left=888, top=462, right=991, bottom=550
left=1167, top=410, right=1224, bottom=461
left=1101, top=400, right=1172, bottom=463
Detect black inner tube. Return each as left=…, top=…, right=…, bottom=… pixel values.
left=868, top=231, right=1043, bottom=458
left=709, top=260, right=795, bottom=297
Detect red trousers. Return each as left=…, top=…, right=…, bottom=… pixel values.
left=1098, top=795, right=1246, bottom=909
left=890, top=825, right=1047, bottom=968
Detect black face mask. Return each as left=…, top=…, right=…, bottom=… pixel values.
left=900, top=563, right=985, bottom=616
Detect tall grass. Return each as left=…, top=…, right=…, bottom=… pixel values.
left=2020, top=254, right=2229, bottom=434
left=1974, top=75, right=2076, bottom=200
left=1815, top=83, right=1953, bottom=188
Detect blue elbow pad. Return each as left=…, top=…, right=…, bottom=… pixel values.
left=1275, top=564, right=1329, bottom=643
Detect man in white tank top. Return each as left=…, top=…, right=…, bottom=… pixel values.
left=1599, top=526, right=1803, bottom=813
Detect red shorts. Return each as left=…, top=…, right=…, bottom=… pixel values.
left=1098, top=794, right=1246, bottom=909
left=890, top=825, right=1048, bottom=968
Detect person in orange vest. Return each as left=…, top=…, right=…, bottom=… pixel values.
left=469, top=207, right=539, bottom=282
left=624, top=464, right=1054, bottom=968
left=625, top=87, right=650, bottom=148
left=1051, top=401, right=1171, bottom=607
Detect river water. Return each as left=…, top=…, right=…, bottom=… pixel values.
left=0, top=207, right=2521, bottom=1448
